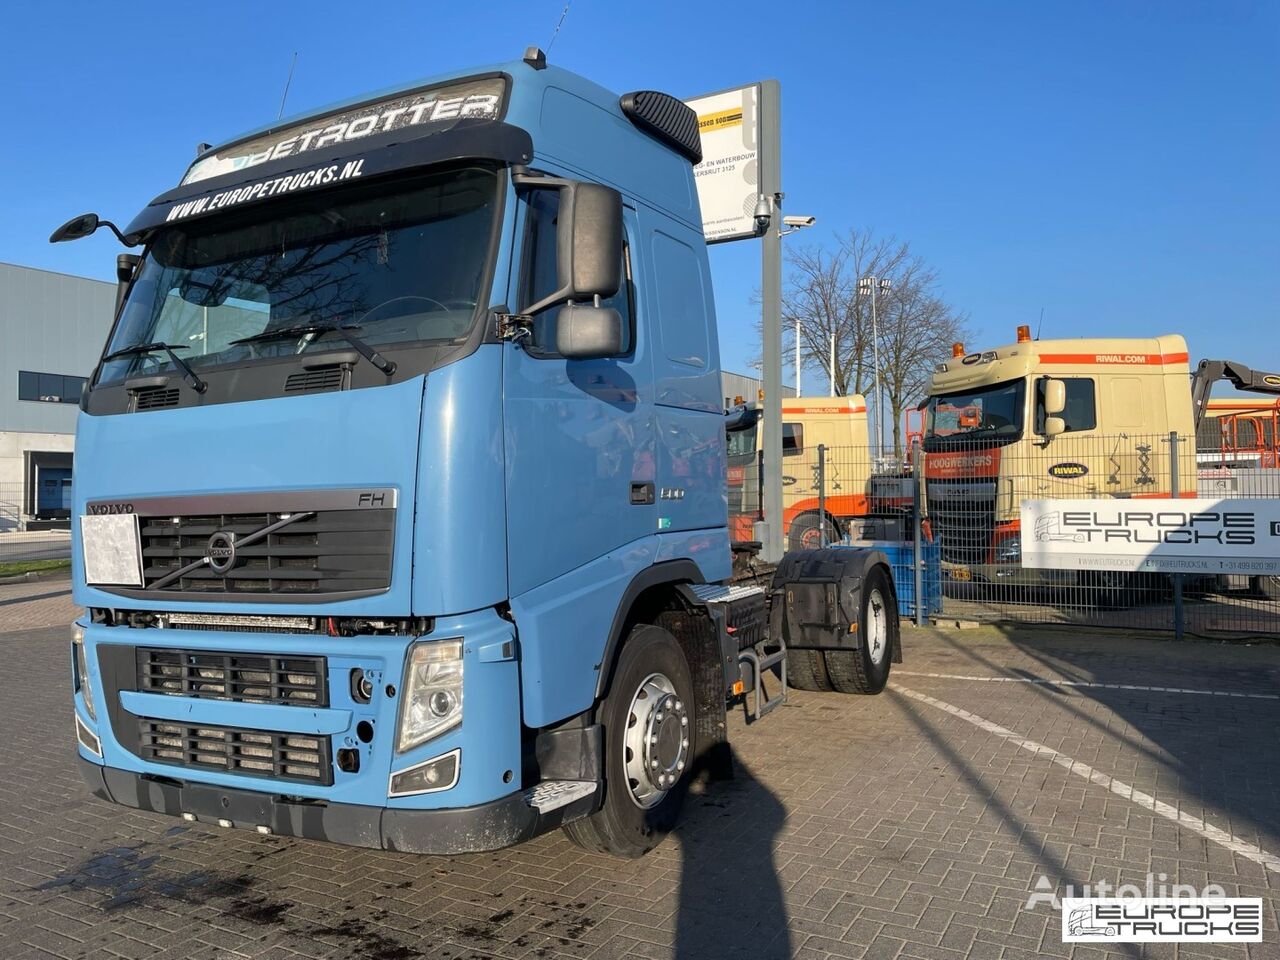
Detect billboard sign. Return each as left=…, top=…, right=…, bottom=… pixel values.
left=1020, top=498, right=1280, bottom=576
left=685, top=84, right=764, bottom=243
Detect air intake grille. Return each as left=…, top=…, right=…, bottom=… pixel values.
left=134, top=387, right=181, bottom=411
left=138, top=509, right=394, bottom=598
left=139, top=719, right=332, bottom=785
left=926, top=489, right=996, bottom=565
left=285, top=367, right=343, bottom=393
left=136, top=648, right=328, bottom=706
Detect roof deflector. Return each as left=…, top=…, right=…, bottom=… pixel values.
left=619, top=91, right=702, bottom=164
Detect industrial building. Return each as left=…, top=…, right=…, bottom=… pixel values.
left=0, top=262, right=114, bottom=531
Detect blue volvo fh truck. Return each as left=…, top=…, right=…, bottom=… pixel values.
left=55, top=49, right=900, bottom=858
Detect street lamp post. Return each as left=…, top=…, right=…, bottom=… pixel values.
left=780, top=215, right=816, bottom=396
left=795, top=315, right=802, bottom=396
left=857, top=275, right=892, bottom=455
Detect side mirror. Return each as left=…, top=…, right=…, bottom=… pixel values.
left=1043, top=416, right=1066, bottom=437
left=50, top=213, right=100, bottom=243
left=1043, top=378, right=1067, bottom=415
left=557, top=183, right=622, bottom=300
left=556, top=304, right=623, bottom=360
left=514, top=173, right=623, bottom=315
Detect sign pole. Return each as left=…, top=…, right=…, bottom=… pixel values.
left=1169, top=431, right=1184, bottom=641
left=684, top=80, right=783, bottom=562
left=759, top=80, right=784, bottom=563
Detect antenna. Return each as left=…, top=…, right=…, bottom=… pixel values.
left=277, top=52, right=299, bottom=121
left=547, top=2, right=572, bottom=53
left=1036, top=306, right=1044, bottom=340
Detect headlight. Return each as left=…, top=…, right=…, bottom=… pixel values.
left=397, top=639, right=463, bottom=753
left=995, top=536, right=1022, bottom=564
left=72, top=624, right=96, bottom=721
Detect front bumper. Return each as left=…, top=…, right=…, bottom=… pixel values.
left=79, top=756, right=597, bottom=854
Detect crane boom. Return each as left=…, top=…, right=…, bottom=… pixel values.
left=1191, top=359, right=1280, bottom=426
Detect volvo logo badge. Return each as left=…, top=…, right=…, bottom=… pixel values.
left=207, top=531, right=237, bottom=574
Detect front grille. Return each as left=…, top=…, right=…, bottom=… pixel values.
left=137, top=648, right=328, bottom=706
left=134, top=387, right=181, bottom=411
left=285, top=367, right=344, bottom=393
left=927, top=491, right=995, bottom=565
left=139, top=509, right=393, bottom=598
left=139, top=718, right=332, bottom=785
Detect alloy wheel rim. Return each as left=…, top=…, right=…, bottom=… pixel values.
left=623, top=672, right=689, bottom=809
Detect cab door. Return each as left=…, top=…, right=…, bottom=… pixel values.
left=501, top=190, right=654, bottom=598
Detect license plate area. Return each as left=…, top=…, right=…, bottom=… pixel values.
left=183, top=782, right=276, bottom=827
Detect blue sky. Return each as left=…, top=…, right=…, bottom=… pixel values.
left=2, top=1, right=1275, bottom=385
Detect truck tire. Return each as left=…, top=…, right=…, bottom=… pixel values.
left=788, top=513, right=840, bottom=552
left=785, top=648, right=834, bottom=692
left=1086, top=570, right=1133, bottom=610
left=563, top=624, right=694, bottom=858
left=823, top=566, right=895, bottom=695
left=1257, top=576, right=1280, bottom=601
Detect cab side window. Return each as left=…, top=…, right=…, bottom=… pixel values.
left=1037, top=378, right=1097, bottom=433
left=782, top=423, right=804, bottom=456
left=521, top=190, right=634, bottom=356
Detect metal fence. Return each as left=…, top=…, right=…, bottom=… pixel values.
left=731, top=434, right=1280, bottom=639
left=0, top=483, right=72, bottom=569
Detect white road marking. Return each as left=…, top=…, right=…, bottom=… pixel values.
left=896, top=685, right=1280, bottom=875
left=895, top=671, right=1280, bottom=700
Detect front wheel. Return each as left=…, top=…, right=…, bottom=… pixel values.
left=563, top=624, right=695, bottom=858
left=823, top=566, right=896, bottom=695
left=1256, top=576, right=1280, bottom=601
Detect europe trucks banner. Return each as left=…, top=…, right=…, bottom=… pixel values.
left=1020, top=498, right=1280, bottom=576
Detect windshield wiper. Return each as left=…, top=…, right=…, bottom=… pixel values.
left=231, top=323, right=397, bottom=376
left=102, top=342, right=207, bottom=394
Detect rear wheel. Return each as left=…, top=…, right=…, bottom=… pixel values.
left=823, top=567, right=896, bottom=694
left=1256, top=576, right=1280, bottom=601
left=1085, top=570, right=1132, bottom=609
left=563, top=624, right=694, bottom=858
left=788, top=513, right=840, bottom=551
left=785, top=648, right=833, bottom=692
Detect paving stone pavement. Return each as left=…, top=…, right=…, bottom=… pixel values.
left=0, top=597, right=1278, bottom=959
left=0, top=575, right=79, bottom=636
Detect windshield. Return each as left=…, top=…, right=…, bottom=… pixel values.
left=726, top=425, right=759, bottom=458
left=924, top=378, right=1026, bottom=449
left=100, top=166, right=499, bottom=384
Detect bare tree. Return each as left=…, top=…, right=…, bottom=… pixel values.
left=867, top=256, right=968, bottom=453
left=756, top=229, right=968, bottom=453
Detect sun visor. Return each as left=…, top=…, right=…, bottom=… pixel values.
left=124, top=120, right=532, bottom=238
left=186, top=75, right=509, bottom=186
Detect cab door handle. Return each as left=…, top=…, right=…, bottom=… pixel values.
left=630, top=482, right=655, bottom=505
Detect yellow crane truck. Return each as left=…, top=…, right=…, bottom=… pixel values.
left=921, top=325, right=1280, bottom=597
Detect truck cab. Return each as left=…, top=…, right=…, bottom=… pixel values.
left=725, top=395, right=872, bottom=548
left=62, top=52, right=899, bottom=859
left=922, top=327, right=1196, bottom=587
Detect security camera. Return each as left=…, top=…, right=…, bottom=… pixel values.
left=752, top=196, right=772, bottom=230
left=783, top=215, right=816, bottom=228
